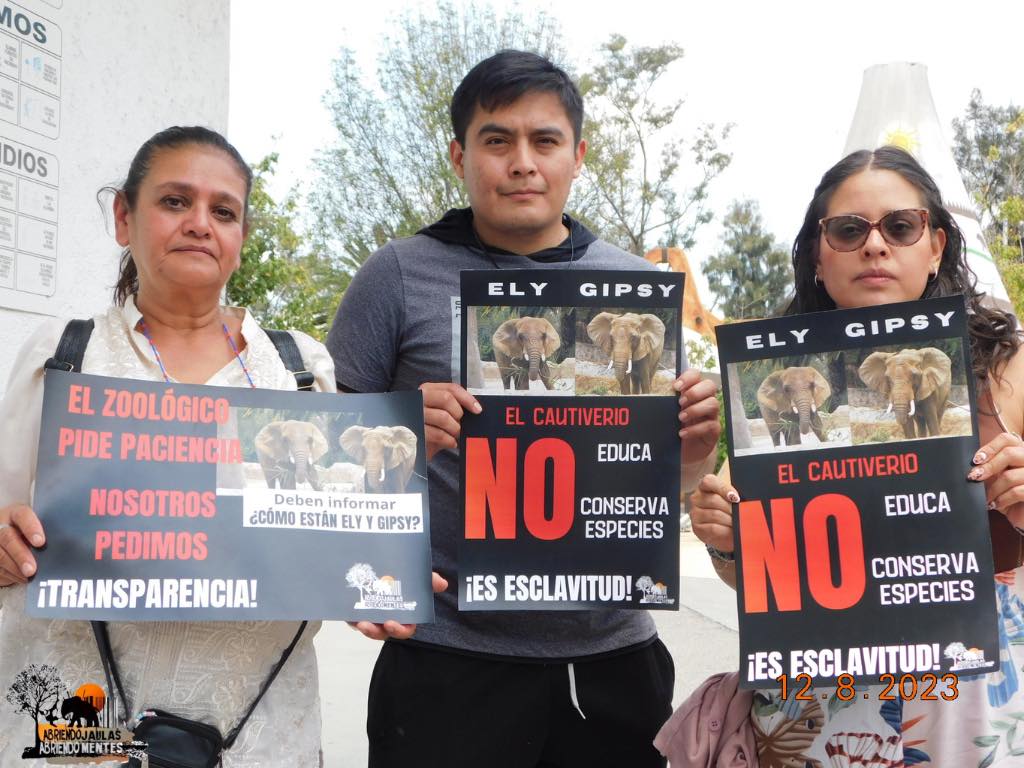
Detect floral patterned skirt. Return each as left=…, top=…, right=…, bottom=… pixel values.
left=752, top=575, right=1024, bottom=768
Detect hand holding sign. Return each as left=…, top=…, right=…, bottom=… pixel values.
left=0, top=503, right=44, bottom=585
left=690, top=472, right=740, bottom=556
left=419, top=382, right=481, bottom=460
left=674, top=370, right=720, bottom=493
left=972, top=431, right=1024, bottom=524
left=348, top=571, right=449, bottom=640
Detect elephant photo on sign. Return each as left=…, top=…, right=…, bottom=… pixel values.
left=492, top=315, right=562, bottom=391
left=851, top=344, right=968, bottom=443
left=340, top=425, right=418, bottom=493
left=757, top=366, right=832, bottom=447
left=584, top=312, right=667, bottom=395
left=728, top=354, right=851, bottom=457
left=254, top=420, right=330, bottom=490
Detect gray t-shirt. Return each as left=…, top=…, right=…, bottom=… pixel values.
left=327, top=229, right=660, bottom=658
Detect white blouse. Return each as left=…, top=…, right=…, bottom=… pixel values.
left=0, top=299, right=335, bottom=766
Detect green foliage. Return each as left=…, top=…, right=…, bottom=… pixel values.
left=702, top=199, right=793, bottom=320
left=226, top=154, right=341, bottom=339
left=573, top=35, right=732, bottom=255
left=953, top=89, right=1024, bottom=232
left=685, top=336, right=717, bottom=371
left=714, top=389, right=726, bottom=473
left=952, top=89, right=1024, bottom=314
left=310, top=7, right=731, bottom=277
left=308, top=1, right=565, bottom=274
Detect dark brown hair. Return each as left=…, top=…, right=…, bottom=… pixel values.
left=450, top=49, right=583, bottom=145
left=107, top=126, right=252, bottom=306
left=787, top=146, right=1019, bottom=384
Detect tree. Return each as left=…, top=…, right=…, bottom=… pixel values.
left=226, top=154, right=340, bottom=340
left=346, top=563, right=378, bottom=602
left=308, top=1, right=565, bottom=274
left=702, top=200, right=793, bottom=319
left=953, top=89, right=1024, bottom=238
left=573, top=35, right=732, bottom=255
left=6, top=664, right=64, bottom=755
left=952, top=90, right=1024, bottom=313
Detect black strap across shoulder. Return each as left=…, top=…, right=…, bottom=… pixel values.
left=44, top=319, right=94, bottom=372
left=264, top=329, right=315, bottom=391
left=44, top=319, right=314, bottom=390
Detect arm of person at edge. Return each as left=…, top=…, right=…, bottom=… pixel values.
left=967, top=346, right=1024, bottom=540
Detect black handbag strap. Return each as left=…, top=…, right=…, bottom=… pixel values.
left=264, top=329, right=315, bottom=391
left=44, top=319, right=94, bottom=372
left=223, top=620, right=308, bottom=748
left=91, top=620, right=131, bottom=726
left=91, top=620, right=308, bottom=747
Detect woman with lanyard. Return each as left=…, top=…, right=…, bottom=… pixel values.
left=0, top=126, right=430, bottom=765
left=691, top=146, right=1024, bottom=766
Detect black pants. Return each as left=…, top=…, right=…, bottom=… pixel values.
left=367, top=639, right=674, bottom=768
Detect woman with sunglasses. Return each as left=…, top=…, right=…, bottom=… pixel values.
left=692, top=146, right=1024, bottom=766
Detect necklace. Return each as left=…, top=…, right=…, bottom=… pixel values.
left=138, top=318, right=256, bottom=388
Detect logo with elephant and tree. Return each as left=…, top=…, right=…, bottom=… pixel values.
left=6, top=664, right=144, bottom=759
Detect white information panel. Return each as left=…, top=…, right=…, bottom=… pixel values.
left=0, top=0, right=60, bottom=309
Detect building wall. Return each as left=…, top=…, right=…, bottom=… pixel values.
left=0, top=0, right=230, bottom=393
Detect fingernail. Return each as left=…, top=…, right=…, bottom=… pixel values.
left=968, top=468, right=983, bottom=481
left=472, top=402, right=482, bottom=413
left=727, top=491, right=740, bottom=503
left=20, top=562, right=34, bottom=577
left=679, top=412, right=688, bottom=422
left=31, top=534, right=43, bottom=547
left=974, top=452, right=986, bottom=464
left=673, top=381, right=683, bottom=391
left=988, top=500, right=997, bottom=510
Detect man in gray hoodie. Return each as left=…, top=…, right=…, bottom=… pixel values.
left=327, top=49, right=720, bottom=768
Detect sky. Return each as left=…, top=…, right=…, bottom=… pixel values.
left=229, top=0, right=1024, bottom=305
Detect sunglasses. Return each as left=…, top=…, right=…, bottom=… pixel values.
left=819, top=208, right=929, bottom=252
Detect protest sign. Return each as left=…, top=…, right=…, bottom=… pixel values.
left=718, top=296, right=999, bottom=688
left=458, top=269, right=683, bottom=610
left=27, top=372, right=433, bottom=622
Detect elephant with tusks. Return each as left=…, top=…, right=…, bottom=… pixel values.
left=587, top=312, right=666, bottom=395
left=757, top=366, right=832, bottom=447
left=859, top=347, right=952, bottom=439
left=492, top=316, right=561, bottom=391
left=254, top=420, right=330, bottom=490
left=340, top=425, right=418, bottom=493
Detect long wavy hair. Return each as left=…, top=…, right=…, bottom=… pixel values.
left=786, top=145, right=1019, bottom=384
left=104, top=126, right=252, bottom=306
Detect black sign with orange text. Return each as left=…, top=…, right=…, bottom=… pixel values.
left=718, top=296, right=999, bottom=687
left=27, top=372, right=433, bottom=622
left=458, top=269, right=684, bottom=610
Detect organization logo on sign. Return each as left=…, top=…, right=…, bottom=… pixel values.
left=944, top=641, right=996, bottom=672
left=635, top=575, right=675, bottom=605
left=345, top=562, right=417, bottom=611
